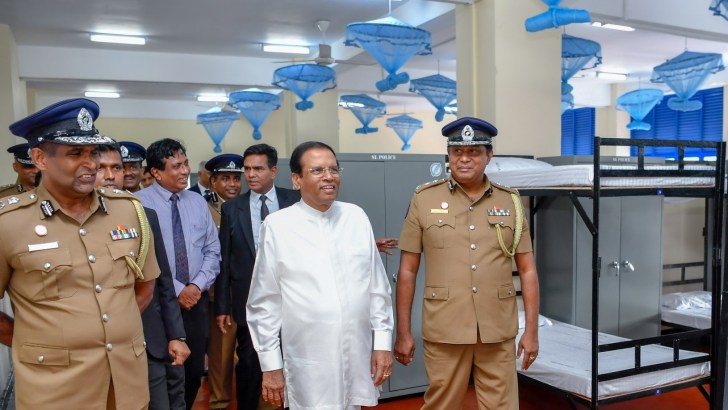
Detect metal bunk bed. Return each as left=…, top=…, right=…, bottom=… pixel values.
left=516, top=137, right=726, bottom=409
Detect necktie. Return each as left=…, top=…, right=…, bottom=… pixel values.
left=260, top=195, right=270, bottom=221
left=170, top=194, right=190, bottom=284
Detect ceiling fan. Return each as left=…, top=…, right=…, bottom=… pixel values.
left=273, top=20, right=371, bottom=66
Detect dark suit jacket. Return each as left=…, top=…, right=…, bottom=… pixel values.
left=214, top=187, right=300, bottom=324
left=142, top=207, right=186, bottom=360
left=187, top=184, right=203, bottom=195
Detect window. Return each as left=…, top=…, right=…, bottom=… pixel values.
left=630, top=87, right=723, bottom=160
left=561, top=107, right=596, bottom=155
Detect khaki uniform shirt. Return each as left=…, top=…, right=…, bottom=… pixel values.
left=0, top=183, right=26, bottom=199
left=399, top=176, right=532, bottom=344
left=207, top=195, right=222, bottom=301
left=0, top=185, right=160, bottom=409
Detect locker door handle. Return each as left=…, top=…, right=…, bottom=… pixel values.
left=621, top=260, right=635, bottom=272
left=609, top=261, right=620, bottom=276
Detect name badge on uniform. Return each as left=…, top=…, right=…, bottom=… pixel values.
left=430, top=209, right=448, bottom=214
left=110, top=225, right=139, bottom=240
left=487, top=206, right=510, bottom=216
left=28, top=242, right=59, bottom=252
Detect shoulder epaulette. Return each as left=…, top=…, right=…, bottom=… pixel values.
left=491, top=181, right=520, bottom=195
left=97, top=187, right=139, bottom=201
left=0, top=191, right=39, bottom=216
left=415, top=178, right=448, bottom=193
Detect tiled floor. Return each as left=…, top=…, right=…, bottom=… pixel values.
left=192, top=377, right=710, bottom=409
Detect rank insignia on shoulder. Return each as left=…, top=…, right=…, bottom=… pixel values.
left=487, top=206, right=510, bottom=216
left=8, top=197, right=19, bottom=205
left=110, top=225, right=139, bottom=240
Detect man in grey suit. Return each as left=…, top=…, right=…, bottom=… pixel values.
left=214, top=143, right=300, bottom=410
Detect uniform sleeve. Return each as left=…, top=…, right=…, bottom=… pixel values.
left=515, top=196, right=533, bottom=254
left=365, top=212, right=394, bottom=351
left=246, top=222, right=284, bottom=371
left=140, top=227, right=160, bottom=282
left=398, top=194, right=423, bottom=253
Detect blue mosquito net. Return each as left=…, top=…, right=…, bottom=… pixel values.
left=228, top=89, right=281, bottom=140
left=710, top=0, right=728, bottom=20
left=386, top=114, right=423, bottom=151
left=409, top=74, right=456, bottom=122
left=651, top=51, right=724, bottom=111
left=562, top=34, right=602, bottom=110
left=339, top=94, right=386, bottom=134
left=272, top=64, right=336, bottom=111
left=525, top=0, right=591, bottom=32
left=196, top=107, right=240, bottom=153
left=345, top=16, right=432, bottom=92
left=615, top=88, right=664, bottom=131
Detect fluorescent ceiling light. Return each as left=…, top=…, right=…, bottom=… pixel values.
left=85, top=91, right=120, bottom=98
left=90, top=34, right=146, bottom=45
left=197, top=95, right=229, bottom=103
left=597, top=71, right=628, bottom=81
left=591, top=22, right=635, bottom=32
left=262, top=44, right=310, bottom=55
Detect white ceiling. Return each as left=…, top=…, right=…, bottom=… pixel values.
left=2, top=0, right=728, bottom=118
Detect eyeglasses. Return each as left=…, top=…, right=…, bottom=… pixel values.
left=307, top=166, right=342, bottom=177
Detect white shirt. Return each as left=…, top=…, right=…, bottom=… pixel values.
left=247, top=200, right=393, bottom=410
left=249, top=186, right=279, bottom=249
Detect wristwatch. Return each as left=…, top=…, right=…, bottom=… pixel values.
left=176, top=337, right=187, bottom=343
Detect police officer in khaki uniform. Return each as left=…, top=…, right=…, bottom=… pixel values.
left=394, top=117, right=540, bottom=410
left=0, top=143, right=38, bottom=198
left=0, top=98, right=160, bottom=409
left=204, top=153, right=243, bottom=409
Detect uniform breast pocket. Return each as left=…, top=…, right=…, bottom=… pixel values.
left=107, top=241, right=137, bottom=288
left=487, top=215, right=515, bottom=250
left=18, top=248, right=75, bottom=301
left=424, top=214, right=455, bottom=249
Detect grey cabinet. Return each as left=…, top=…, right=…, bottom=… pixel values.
left=536, top=196, right=664, bottom=339
left=271, top=153, right=446, bottom=397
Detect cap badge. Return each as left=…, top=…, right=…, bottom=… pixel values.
left=228, top=161, right=236, bottom=169
left=120, top=146, right=129, bottom=158
left=462, top=125, right=474, bottom=142
left=77, top=108, right=94, bottom=131
left=34, top=225, right=48, bottom=236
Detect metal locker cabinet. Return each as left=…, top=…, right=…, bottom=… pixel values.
left=536, top=196, right=663, bottom=339
left=273, top=153, right=446, bottom=397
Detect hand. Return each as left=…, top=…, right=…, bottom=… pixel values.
left=371, top=350, right=393, bottom=386
left=262, top=369, right=285, bottom=407
left=394, top=332, right=415, bottom=366
left=517, top=329, right=539, bottom=371
left=216, top=314, right=232, bottom=334
left=178, top=284, right=202, bottom=310
left=375, top=238, right=399, bottom=255
left=168, top=339, right=191, bottom=366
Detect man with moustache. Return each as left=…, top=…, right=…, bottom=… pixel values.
left=119, top=141, right=147, bottom=193
left=215, top=143, right=299, bottom=410
left=203, top=153, right=243, bottom=409
left=188, top=160, right=211, bottom=197
left=0, top=143, right=38, bottom=198
left=95, top=142, right=191, bottom=410
left=0, top=98, right=159, bottom=409
left=246, top=141, right=394, bottom=409
left=136, top=138, right=221, bottom=409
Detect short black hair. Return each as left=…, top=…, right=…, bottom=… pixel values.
left=146, top=138, right=186, bottom=172
left=243, top=143, right=278, bottom=169
left=289, top=141, right=337, bottom=175
left=97, top=141, right=122, bottom=156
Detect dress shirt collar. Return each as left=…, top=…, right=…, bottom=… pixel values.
left=250, top=186, right=277, bottom=204
left=297, top=199, right=338, bottom=218
left=148, top=180, right=185, bottom=202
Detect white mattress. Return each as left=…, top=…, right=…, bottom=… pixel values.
left=661, top=307, right=711, bottom=329
left=661, top=291, right=712, bottom=329
left=516, top=319, right=710, bottom=400
left=489, top=164, right=718, bottom=188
